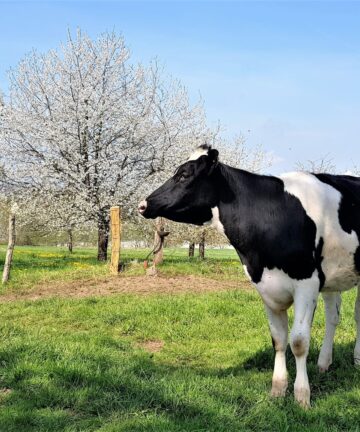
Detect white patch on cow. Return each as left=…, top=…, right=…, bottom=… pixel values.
left=255, top=267, right=302, bottom=311
left=280, top=171, right=359, bottom=292
left=188, top=147, right=209, bottom=161
left=264, top=305, right=288, bottom=397
left=256, top=267, right=320, bottom=311
left=318, top=292, right=341, bottom=372
left=258, top=267, right=320, bottom=406
left=210, top=207, right=225, bottom=235
left=243, top=265, right=252, bottom=281
left=290, top=272, right=319, bottom=408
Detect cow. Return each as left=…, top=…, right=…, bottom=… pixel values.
left=138, top=144, right=360, bottom=408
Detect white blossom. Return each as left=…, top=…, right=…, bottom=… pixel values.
left=0, top=30, right=211, bottom=258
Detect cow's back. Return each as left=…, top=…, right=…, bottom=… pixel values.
left=280, top=172, right=360, bottom=291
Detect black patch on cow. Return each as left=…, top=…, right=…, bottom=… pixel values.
left=315, top=173, right=360, bottom=275
left=219, top=167, right=318, bottom=284
left=336, top=301, right=340, bottom=317
left=355, top=247, right=360, bottom=274
left=315, top=237, right=325, bottom=289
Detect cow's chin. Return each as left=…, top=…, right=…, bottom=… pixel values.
left=142, top=206, right=211, bottom=226
left=168, top=213, right=205, bottom=226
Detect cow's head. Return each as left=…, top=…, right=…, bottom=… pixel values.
left=138, top=145, right=220, bottom=225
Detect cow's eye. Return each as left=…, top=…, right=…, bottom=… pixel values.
left=179, top=173, right=188, bottom=182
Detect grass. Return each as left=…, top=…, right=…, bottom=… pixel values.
left=0, top=246, right=360, bottom=431
left=0, top=245, right=243, bottom=293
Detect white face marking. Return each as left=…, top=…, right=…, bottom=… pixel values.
left=280, top=172, right=359, bottom=291
left=210, top=207, right=225, bottom=235
left=188, top=147, right=209, bottom=161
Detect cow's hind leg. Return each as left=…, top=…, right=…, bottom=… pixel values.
left=265, top=305, right=288, bottom=397
left=354, top=287, right=360, bottom=366
left=318, top=292, right=341, bottom=372
left=290, top=278, right=319, bottom=408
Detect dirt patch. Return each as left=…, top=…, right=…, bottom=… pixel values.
left=0, top=275, right=251, bottom=302
left=136, top=340, right=164, bottom=353
left=0, top=388, right=12, bottom=398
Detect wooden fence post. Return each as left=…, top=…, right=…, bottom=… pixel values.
left=2, top=214, right=16, bottom=284
left=199, top=229, right=206, bottom=260
left=110, top=206, right=121, bottom=275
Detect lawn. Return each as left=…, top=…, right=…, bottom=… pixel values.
left=0, top=245, right=243, bottom=293
left=0, top=246, right=360, bottom=431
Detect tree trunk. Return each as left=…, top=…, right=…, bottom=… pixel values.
left=97, top=215, right=110, bottom=261
left=199, top=230, right=205, bottom=260
left=67, top=229, right=73, bottom=253
left=153, top=217, right=165, bottom=266
left=188, top=242, right=195, bottom=257
left=2, top=214, right=16, bottom=284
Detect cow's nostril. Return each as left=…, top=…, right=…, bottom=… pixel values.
left=138, top=200, right=147, bottom=214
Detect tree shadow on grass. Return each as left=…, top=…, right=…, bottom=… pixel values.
left=0, top=342, right=254, bottom=432
left=1, top=340, right=360, bottom=432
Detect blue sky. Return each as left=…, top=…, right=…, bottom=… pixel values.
left=0, top=1, right=359, bottom=173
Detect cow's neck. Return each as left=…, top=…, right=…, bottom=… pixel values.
left=214, top=163, right=282, bottom=255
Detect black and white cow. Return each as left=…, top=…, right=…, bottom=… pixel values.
left=138, top=144, right=360, bottom=408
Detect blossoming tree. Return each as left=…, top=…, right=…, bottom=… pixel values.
left=0, top=30, right=210, bottom=260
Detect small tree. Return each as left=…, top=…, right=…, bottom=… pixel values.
left=296, top=155, right=360, bottom=176
left=198, top=230, right=206, bottom=260
left=296, top=155, right=336, bottom=174
left=188, top=242, right=195, bottom=257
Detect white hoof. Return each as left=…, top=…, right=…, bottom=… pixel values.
left=294, top=387, right=311, bottom=409
left=271, top=379, right=288, bottom=397
left=317, top=352, right=332, bottom=373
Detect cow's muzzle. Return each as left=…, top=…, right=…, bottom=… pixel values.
left=138, top=200, right=148, bottom=215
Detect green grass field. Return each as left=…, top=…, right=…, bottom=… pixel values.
left=0, top=245, right=243, bottom=293
left=0, top=246, right=360, bottom=431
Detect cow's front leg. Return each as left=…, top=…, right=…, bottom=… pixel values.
left=290, top=280, right=319, bottom=408
left=318, top=292, right=341, bottom=372
left=265, top=305, right=289, bottom=397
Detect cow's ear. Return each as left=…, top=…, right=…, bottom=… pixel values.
left=208, top=148, right=219, bottom=165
